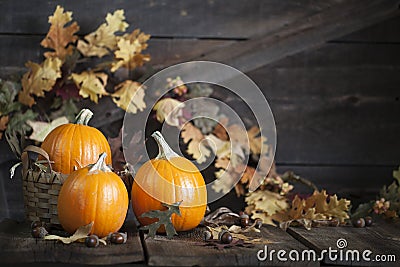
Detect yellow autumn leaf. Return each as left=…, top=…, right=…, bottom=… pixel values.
left=246, top=190, right=289, bottom=216
left=44, top=222, right=107, bottom=245
left=212, top=169, right=235, bottom=194
left=111, top=34, right=151, bottom=72
left=112, top=81, right=146, bottom=114
left=272, top=190, right=351, bottom=225
left=19, top=58, right=62, bottom=107
left=71, top=71, right=108, bottom=103
left=123, top=28, right=151, bottom=50
left=77, top=9, right=129, bottom=57
left=153, top=98, right=184, bottom=126
left=181, top=122, right=211, bottom=164
left=40, top=5, right=80, bottom=61
left=247, top=126, right=268, bottom=155
left=305, top=190, right=350, bottom=223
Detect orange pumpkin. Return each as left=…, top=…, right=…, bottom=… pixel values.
left=58, top=153, right=128, bottom=238
left=41, top=109, right=111, bottom=174
left=131, top=131, right=207, bottom=232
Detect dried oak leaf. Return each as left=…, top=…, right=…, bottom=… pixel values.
left=212, top=120, right=229, bottom=141
left=110, top=33, right=151, bottom=72
left=44, top=222, right=106, bottom=245
left=140, top=201, right=182, bottom=239
left=112, top=81, right=146, bottom=114
left=272, top=191, right=350, bottom=230
left=41, top=5, right=80, bottom=61
left=245, top=190, right=289, bottom=225
left=153, top=98, right=184, bottom=127
left=77, top=10, right=129, bottom=57
left=305, top=190, right=350, bottom=223
left=27, top=116, right=69, bottom=142
left=71, top=71, right=108, bottom=103
left=212, top=169, right=236, bottom=194
left=247, top=126, right=268, bottom=155
left=123, top=29, right=151, bottom=50
left=19, top=58, right=62, bottom=107
left=181, top=122, right=211, bottom=164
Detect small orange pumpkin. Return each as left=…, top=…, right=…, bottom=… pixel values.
left=131, top=131, right=207, bottom=232
left=58, top=153, right=128, bottom=238
left=41, top=108, right=111, bottom=174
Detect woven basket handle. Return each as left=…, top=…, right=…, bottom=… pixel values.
left=21, top=145, right=53, bottom=174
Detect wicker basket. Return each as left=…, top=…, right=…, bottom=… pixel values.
left=21, top=145, right=68, bottom=224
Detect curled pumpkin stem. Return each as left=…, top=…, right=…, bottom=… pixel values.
left=152, top=131, right=179, bottom=160
left=89, top=153, right=112, bottom=173
left=74, top=108, right=93, bottom=125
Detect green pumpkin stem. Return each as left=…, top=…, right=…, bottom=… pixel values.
left=152, top=131, right=179, bottom=160
left=74, top=109, right=93, bottom=125
left=89, top=153, right=112, bottom=173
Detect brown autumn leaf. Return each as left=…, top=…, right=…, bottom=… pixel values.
left=212, top=118, right=229, bottom=141
left=212, top=169, right=236, bottom=194
left=111, top=35, right=151, bottom=72
left=245, top=190, right=289, bottom=225
left=272, top=190, right=351, bottom=230
left=181, top=122, right=211, bottom=164
left=77, top=10, right=129, bottom=57
left=0, top=115, right=9, bottom=139
left=112, top=81, right=146, bottom=114
left=41, top=5, right=80, bottom=61
left=153, top=98, right=184, bottom=127
left=71, top=71, right=108, bottom=103
left=19, top=58, right=62, bottom=107
left=247, top=126, right=268, bottom=155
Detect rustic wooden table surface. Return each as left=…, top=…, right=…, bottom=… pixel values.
left=0, top=218, right=399, bottom=266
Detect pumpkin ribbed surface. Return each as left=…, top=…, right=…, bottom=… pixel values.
left=41, top=123, right=111, bottom=174
left=40, top=109, right=111, bottom=174
left=57, top=154, right=128, bottom=238
left=131, top=131, right=207, bottom=232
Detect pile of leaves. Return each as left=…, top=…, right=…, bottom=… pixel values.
left=271, top=190, right=350, bottom=230
left=0, top=5, right=150, bottom=152
left=352, top=166, right=400, bottom=219
left=150, top=77, right=353, bottom=230
left=152, top=77, right=276, bottom=196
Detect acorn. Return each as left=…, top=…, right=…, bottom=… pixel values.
left=31, top=221, right=42, bottom=229
left=240, top=213, right=250, bottom=228
left=364, top=216, right=373, bottom=227
left=203, top=230, right=212, bottom=241
left=218, top=230, right=233, bottom=244
left=85, top=235, right=99, bottom=247
left=31, top=226, right=48, bottom=238
left=110, top=232, right=127, bottom=244
left=254, top=218, right=263, bottom=229
left=352, top=218, right=365, bottom=228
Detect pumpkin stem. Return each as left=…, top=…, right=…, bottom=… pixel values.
left=152, top=131, right=179, bottom=160
left=89, top=153, right=112, bottom=173
left=74, top=109, right=93, bottom=125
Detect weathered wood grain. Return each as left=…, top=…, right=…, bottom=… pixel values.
left=337, top=16, right=400, bottom=43
left=288, top=220, right=400, bottom=266
left=0, top=219, right=145, bottom=265
left=246, top=42, right=400, bottom=166
left=0, top=35, right=233, bottom=71
left=0, top=0, right=343, bottom=38
left=142, top=226, right=318, bottom=266
left=197, top=0, right=400, bottom=73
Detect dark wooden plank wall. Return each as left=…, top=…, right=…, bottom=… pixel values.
left=0, top=0, right=399, bottom=219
